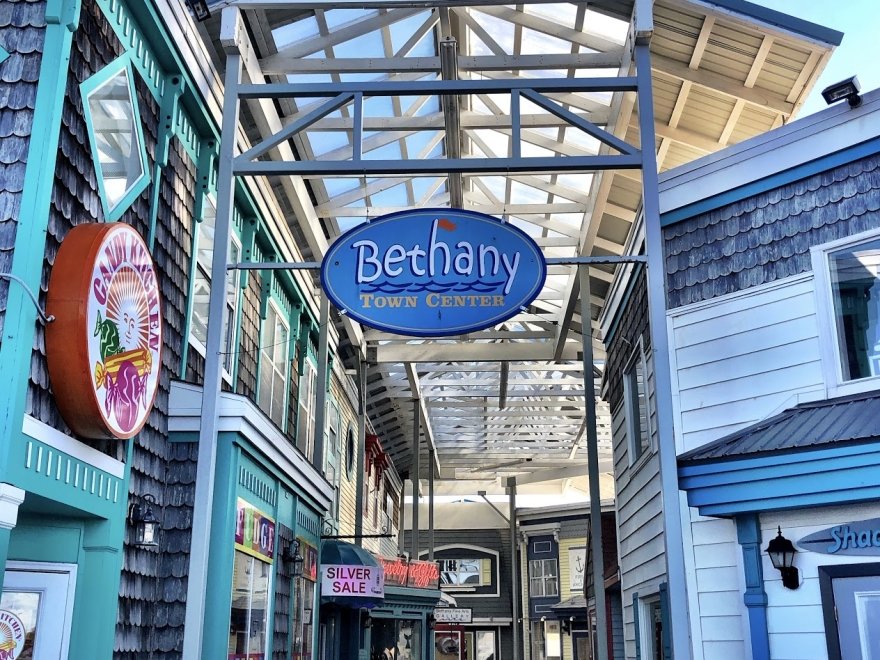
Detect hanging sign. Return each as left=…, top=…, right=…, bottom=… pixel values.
left=798, top=518, right=880, bottom=556
left=235, top=499, right=276, bottom=563
left=321, top=565, right=385, bottom=598
left=45, top=223, right=162, bottom=439
left=321, top=209, right=546, bottom=336
left=569, top=547, right=587, bottom=591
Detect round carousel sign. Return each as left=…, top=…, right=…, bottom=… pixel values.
left=0, top=610, right=26, bottom=659
left=46, top=223, right=162, bottom=439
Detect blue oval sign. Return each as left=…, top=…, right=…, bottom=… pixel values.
left=321, top=209, right=546, bottom=336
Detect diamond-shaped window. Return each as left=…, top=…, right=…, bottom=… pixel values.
left=81, top=56, right=149, bottom=221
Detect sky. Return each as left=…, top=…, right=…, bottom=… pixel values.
left=757, top=0, right=880, bottom=116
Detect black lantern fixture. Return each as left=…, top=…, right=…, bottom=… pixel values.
left=129, top=494, right=160, bottom=548
left=282, top=539, right=305, bottom=577
left=765, top=526, right=799, bottom=589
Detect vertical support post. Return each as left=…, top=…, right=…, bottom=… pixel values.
left=183, top=9, right=242, bottom=658
left=428, top=447, right=435, bottom=561
left=355, top=357, right=367, bottom=546
left=635, top=40, right=692, bottom=659
left=312, top=294, right=330, bottom=473
left=735, top=515, right=770, bottom=660
left=579, top=265, right=609, bottom=660
left=508, top=477, right=521, bottom=660
left=410, top=398, right=420, bottom=558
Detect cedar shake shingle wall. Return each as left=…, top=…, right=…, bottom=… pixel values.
left=30, top=0, right=198, bottom=656
left=0, top=0, right=46, bottom=347
left=603, top=268, right=650, bottom=413
left=664, top=152, right=880, bottom=309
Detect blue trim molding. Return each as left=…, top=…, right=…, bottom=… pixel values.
left=735, top=514, right=770, bottom=660
left=678, top=441, right=880, bottom=517
left=661, top=136, right=880, bottom=227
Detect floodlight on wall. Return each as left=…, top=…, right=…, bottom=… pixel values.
left=765, top=526, right=799, bottom=589
left=821, top=76, right=862, bottom=108
left=185, top=0, right=211, bottom=22
left=129, top=493, right=160, bottom=548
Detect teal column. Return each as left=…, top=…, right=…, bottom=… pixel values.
left=0, top=0, right=81, bottom=475
left=0, top=528, right=10, bottom=592
left=67, top=517, right=124, bottom=658
left=735, top=514, right=771, bottom=660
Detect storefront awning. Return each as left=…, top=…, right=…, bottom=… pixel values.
left=320, top=540, right=384, bottom=609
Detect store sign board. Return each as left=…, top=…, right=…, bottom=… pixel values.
left=0, top=609, right=26, bottom=659
left=321, top=209, right=546, bottom=337
left=569, top=547, right=587, bottom=591
left=321, top=565, right=385, bottom=598
left=377, top=556, right=441, bottom=589
left=434, top=608, right=473, bottom=624
left=299, top=539, right=319, bottom=582
left=234, top=499, right=275, bottom=563
left=46, top=222, right=162, bottom=439
left=798, top=518, right=880, bottom=555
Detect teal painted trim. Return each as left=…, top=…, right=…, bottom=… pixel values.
left=602, top=263, right=644, bottom=347
left=0, top=45, right=9, bottom=66
left=661, top=136, right=880, bottom=228
left=0, top=0, right=80, bottom=477
left=8, top=436, right=125, bottom=520
left=94, top=0, right=164, bottom=100
left=147, top=73, right=185, bottom=249
left=0, top=528, right=10, bottom=591
left=204, top=433, right=239, bottom=659
left=735, top=514, right=771, bottom=660
left=679, top=441, right=880, bottom=516
left=174, top=107, right=201, bottom=164
left=79, top=53, right=151, bottom=222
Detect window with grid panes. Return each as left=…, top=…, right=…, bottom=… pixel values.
left=297, top=360, right=317, bottom=460
left=528, top=559, right=559, bottom=597
left=258, top=301, right=289, bottom=428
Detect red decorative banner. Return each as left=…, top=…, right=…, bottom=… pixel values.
left=377, top=556, right=440, bottom=590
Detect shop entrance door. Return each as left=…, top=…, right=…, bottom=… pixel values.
left=831, top=574, right=880, bottom=658
left=1, top=562, right=76, bottom=659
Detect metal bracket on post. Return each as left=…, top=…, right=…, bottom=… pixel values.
left=0, top=273, right=54, bottom=325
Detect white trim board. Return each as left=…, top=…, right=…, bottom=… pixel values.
left=21, top=416, right=125, bottom=479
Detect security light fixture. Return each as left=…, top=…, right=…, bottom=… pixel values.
left=765, top=526, right=799, bottom=589
left=282, top=539, right=305, bottom=577
left=821, top=76, right=862, bottom=108
left=185, top=0, right=211, bottom=22
left=129, top=493, right=160, bottom=548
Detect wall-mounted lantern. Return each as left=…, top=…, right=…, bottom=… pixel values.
left=765, top=526, right=799, bottom=589
left=129, top=493, right=160, bottom=548
left=283, top=539, right=305, bottom=577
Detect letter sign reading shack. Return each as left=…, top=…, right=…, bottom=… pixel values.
left=321, top=209, right=546, bottom=336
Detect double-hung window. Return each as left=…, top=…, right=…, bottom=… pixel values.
left=623, top=342, right=651, bottom=465
left=297, top=360, right=317, bottom=460
left=815, top=231, right=880, bottom=390
left=191, top=197, right=240, bottom=377
left=258, top=301, right=289, bottom=429
left=529, top=559, right=559, bottom=597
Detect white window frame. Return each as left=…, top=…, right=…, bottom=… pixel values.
left=189, top=195, right=241, bottom=383
left=257, top=299, right=290, bottom=430
left=298, top=358, right=318, bottom=461
left=623, top=338, right=653, bottom=468
left=528, top=558, right=559, bottom=598
left=812, top=226, right=880, bottom=397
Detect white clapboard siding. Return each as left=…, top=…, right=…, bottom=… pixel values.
left=611, top=350, right=667, bottom=659
left=760, top=503, right=880, bottom=660
left=669, top=274, right=824, bottom=454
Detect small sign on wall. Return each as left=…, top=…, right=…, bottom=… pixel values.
left=798, top=518, right=880, bottom=555
left=434, top=608, right=473, bottom=624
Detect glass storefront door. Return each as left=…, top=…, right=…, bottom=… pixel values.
left=1, top=562, right=76, bottom=659
left=371, top=618, right=422, bottom=660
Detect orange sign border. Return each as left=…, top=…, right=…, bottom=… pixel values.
left=45, top=223, right=162, bottom=440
